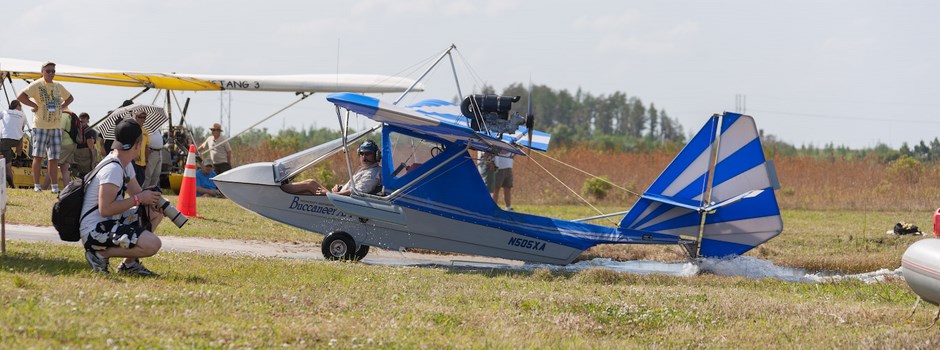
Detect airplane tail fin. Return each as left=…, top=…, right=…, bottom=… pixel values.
left=619, top=113, right=782, bottom=257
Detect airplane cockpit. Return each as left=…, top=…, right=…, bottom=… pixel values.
left=385, top=130, right=444, bottom=182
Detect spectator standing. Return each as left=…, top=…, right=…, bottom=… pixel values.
left=142, top=126, right=163, bottom=189
left=131, top=112, right=149, bottom=186
left=43, top=110, right=79, bottom=188
left=56, top=111, right=79, bottom=182
left=492, top=150, right=514, bottom=211
left=477, top=150, right=496, bottom=194
left=73, top=112, right=97, bottom=177
left=198, top=123, right=232, bottom=174
left=0, top=101, right=27, bottom=188
left=17, top=61, right=74, bottom=193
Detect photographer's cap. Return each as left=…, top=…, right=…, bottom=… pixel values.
left=113, top=118, right=142, bottom=150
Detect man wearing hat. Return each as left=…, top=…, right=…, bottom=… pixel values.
left=80, top=118, right=165, bottom=275
left=280, top=139, right=382, bottom=196
left=195, top=160, right=222, bottom=197
left=17, top=61, right=74, bottom=193
left=198, top=122, right=232, bottom=174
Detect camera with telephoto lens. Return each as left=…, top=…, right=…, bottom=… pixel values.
left=155, top=197, right=188, bottom=228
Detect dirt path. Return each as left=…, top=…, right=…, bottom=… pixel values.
left=2, top=224, right=524, bottom=267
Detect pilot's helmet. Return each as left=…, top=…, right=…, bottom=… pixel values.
left=358, top=139, right=381, bottom=160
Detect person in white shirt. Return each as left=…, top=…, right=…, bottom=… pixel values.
left=0, top=101, right=27, bottom=188
left=198, top=123, right=233, bottom=174
left=142, top=127, right=163, bottom=189
left=81, top=118, right=165, bottom=275
left=492, top=150, right=514, bottom=210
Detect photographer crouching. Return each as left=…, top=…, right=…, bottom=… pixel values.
left=80, top=118, right=168, bottom=276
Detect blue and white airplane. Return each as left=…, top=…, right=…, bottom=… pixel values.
left=213, top=90, right=783, bottom=264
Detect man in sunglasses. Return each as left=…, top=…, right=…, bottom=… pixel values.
left=17, top=61, right=75, bottom=193
left=281, top=139, right=382, bottom=196
left=331, top=139, right=382, bottom=195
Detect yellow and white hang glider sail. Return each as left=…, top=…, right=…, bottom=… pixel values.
left=0, top=58, right=422, bottom=93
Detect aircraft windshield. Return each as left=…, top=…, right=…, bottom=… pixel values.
left=273, top=129, right=373, bottom=183
left=387, top=131, right=445, bottom=180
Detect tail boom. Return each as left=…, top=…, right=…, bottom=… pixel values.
left=619, top=112, right=783, bottom=257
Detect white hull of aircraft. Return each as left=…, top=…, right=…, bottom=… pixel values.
left=215, top=162, right=584, bottom=265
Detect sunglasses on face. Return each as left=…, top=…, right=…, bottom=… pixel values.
left=44, top=69, right=55, bottom=73
left=358, top=151, right=374, bottom=156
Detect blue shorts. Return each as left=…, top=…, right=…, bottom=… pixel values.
left=30, top=128, right=62, bottom=160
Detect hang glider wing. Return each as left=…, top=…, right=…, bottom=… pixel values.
left=0, top=58, right=421, bottom=93
left=327, top=93, right=551, bottom=154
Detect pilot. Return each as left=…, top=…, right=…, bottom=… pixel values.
left=282, top=140, right=382, bottom=196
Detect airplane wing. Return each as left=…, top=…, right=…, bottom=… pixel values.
left=408, top=99, right=551, bottom=151
left=0, top=58, right=421, bottom=93
left=327, top=93, right=550, bottom=154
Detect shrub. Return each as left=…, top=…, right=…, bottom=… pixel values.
left=886, top=155, right=925, bottom=184
left=582, top=176, right=613, bottom=200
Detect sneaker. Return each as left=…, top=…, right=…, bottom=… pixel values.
left=51, top=188, right=60, bottom=194
left=33, top=187, right=41, bottom=192
left=506, top=206, right=514, bottom=211
left=118, top=260, right=158, bottom=277
left=84, top=250, right=110, bottom=274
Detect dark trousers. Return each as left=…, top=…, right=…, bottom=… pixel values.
left=214, top=162, right=231, bottom=174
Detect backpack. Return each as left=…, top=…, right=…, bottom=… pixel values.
left=65, top=113, right=83, bottom=144
left=51, top=159, right=120, bottom=241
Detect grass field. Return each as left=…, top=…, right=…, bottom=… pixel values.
left=2, top=243, right=938, bottom=348
left=3, top=151, right=940, bottom=347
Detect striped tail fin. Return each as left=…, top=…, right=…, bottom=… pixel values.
left=619, top=112, right=783, bottom=257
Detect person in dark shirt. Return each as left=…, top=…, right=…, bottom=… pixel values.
left=73, top=112, right=98, bottom=177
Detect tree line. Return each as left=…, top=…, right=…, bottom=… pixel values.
left=210, top=82, right=938, bottom=165
left=480, top=83, right=686, bottom=151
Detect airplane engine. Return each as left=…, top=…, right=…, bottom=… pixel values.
left=901, top=238, right=940, bottom=305
left=461, top=94, right=525, bottom=134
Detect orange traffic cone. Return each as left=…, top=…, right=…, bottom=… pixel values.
left=177, top=144, right=201, bottom=218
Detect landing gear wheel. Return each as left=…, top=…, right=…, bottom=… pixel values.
left=355, top=245, right=370, bottom=260
left=322, top=232, right=358, bottom=261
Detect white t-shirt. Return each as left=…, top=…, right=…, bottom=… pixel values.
left=79, top=154, right=135, bottom=238
left=0, top=109, right=27, bottom=140
left=494, top=152, right=514, bottom=169
left=149, top=129, right=164, bottom=149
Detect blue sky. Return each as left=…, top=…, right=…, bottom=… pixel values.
left=3, top=0, right=937, bottom=148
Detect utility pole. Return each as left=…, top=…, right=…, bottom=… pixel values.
left=220, top=91, right=232, bottom=134
left=735, top=94, right=747, bottom=114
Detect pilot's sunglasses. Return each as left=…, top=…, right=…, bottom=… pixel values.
left=44, top=69, right=55, bottom=73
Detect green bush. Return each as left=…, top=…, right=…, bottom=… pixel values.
left=886, top=155, right=925, bottom=184
left=582, top=176, right=613, bottom=200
